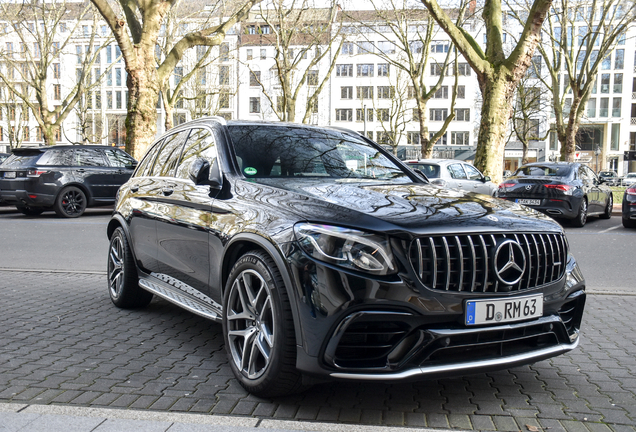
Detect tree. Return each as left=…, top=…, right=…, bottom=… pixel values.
left=0, top=0, right=108, bottom=146
left=522, top=0, right=636, bottom=161
left=420, top=0, right=554, bottom=183
left=342, top=1, right=462, bottom=158
left=90, top=0, right=261, bottom=158
left=510, top=74, right=550, bottom=164
left=246, top=0, right=343, bottom=124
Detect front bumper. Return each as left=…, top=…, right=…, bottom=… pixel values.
left=287, top=241, right=586, bottom=380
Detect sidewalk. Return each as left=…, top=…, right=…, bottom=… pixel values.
left=0, top=404, right=448, bottom=432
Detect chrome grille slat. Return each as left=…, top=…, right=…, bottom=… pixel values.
left=410, top=233, right=567, bottom=293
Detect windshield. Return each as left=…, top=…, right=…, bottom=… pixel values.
left=228, top=125, right=410, bottom=181
left=513, top=165, right=572, bottom=178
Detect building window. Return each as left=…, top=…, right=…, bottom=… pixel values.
left=409, top=40, right=423, bottom=54
left=106, top=91, right=112, bottom=109
left=458, top=85, right=465, bottom=98
left=307, top=70, right=318, bottom=86
left=116, top=68, right=123, bottom=86
left=599, top=98, right=609, bottom=117
left=246, top=49, right=253, bottom=60
left=260, top=48, right=266, bottom=60
left=601, top=53, right=611, bottom=70
left=587, top=98, right=596, bottom=117
left=377, top=86, right=394, bottom=99
left=249, top=70, right=261, bottom=86
left=219, top=91, right=230, bottom=109
left=376, top=131, right=393, bottom=144
left=172, top=67, right=181, bottom=86
left=116, top=91, right=122, bottom=109
left=455, top=108, right=470, bottom=121
left=336, top=64, right=353, bottom=77
left=451, top=131, right=470, bottom=145
left=341, top=42, right=354, bottom=55
left=377, top=41, right=395, bottom=54
left=614, top=74, right=623, bottom=93
left=356, top=86, right=373, bottom=99
left=249, top=97, right=260, bottom=113
left=433, top=86, right=448, bottom=99
left=601, top=74, right=610, bottom=93
left=220, top=43, right=229, bottom=62
left=356, top=108, right=373, bottom=122
left=457, top=63, right=471, bottom=76
left=377, top=108, right=389, bottom=122
left=407, top=132, right=420, bottom=144
left=430, top=131, right=447, bottom=145
left=430, top=41, right=449, bottom=53
left=219, top=66, right=229, bottom=85
left=430, top=108, right=448, bottom=121
left=615, top=49, right=624, bottom=69
left=430, top=63, right=444, bottom=76
left=53, top=84, right=61, bottom=100
left=357, top=64, right=374, bottom=77
left=341, top=86, right=353, bottom=99
left=408, top=86, right=416, bottom=99
left=612, top=97, right=621, bottom=117
left=23, top=126, right=29, bottom=141
left=377, top=63, right=389, bottom=77
left=357, top=41, right=374, bottom=54
left=611, top=124, right=620, bottom=150
left=336, top=108, right=352, bottom=121
left=550, top=131, right=558, bottom=150
left=413, top=108, right=420, bottom=122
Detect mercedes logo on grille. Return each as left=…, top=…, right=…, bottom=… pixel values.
left=525, top=185, right=532, bottom=190
left=493, top=239, right=526, bottom=285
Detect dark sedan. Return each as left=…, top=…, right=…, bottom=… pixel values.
left=623, top=184, right=636, bottom=228
left=496, top=162, right=613, bottom=227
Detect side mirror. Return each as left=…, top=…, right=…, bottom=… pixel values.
left=189, top=157, right=223, bottom=190
left=483, top=176, right=491, bottom=183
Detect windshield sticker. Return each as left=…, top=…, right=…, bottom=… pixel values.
left=244, top=167, right=257, bottom=176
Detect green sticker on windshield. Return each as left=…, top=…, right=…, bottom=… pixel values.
left=244, top=167, right=257, bottom=176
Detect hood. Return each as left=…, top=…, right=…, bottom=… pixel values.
left=241, top=178, right=561, bottom=235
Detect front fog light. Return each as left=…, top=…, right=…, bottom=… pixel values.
left=294, top=223, right=395, bottom=275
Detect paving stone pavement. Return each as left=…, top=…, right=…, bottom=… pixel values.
left=1, top=270, right=635, bottom=431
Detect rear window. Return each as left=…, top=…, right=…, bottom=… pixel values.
left=36, top=149, right=72, bottom=166
left=2, top=152, right=42, bottom=167
left=409, top=163, right=440, bottom=178
left=514, top=165, right=572, bottom=177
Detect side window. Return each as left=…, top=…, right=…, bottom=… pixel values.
left=150, top=130, right=190, bottom=177
left=584, top=166, right=598, bottom=182
left=74, top=148, right=107, bottom=166
left=104, top=149, right=136, bottom=168
left=463, top=164, right=482, bottom=180
left=175, top=128, right=217, bottom=180
left=36, top=149, right=71, bottom=166
left=447, top=163, right=467, bottom=179
left=578, top=167, right=589, bottom=181
left=134, top=139, right=163, bottom=177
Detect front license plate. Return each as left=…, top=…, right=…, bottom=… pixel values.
left=465, top=294, right=543, bottom=326
left=4, top=172, right=16, bottom=179
left=516, top=199, right=541, bottom=205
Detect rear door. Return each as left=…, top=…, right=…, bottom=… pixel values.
left=103, top=148, right=137, bottom=197
left=446, top=163, right=468, bottom=191
left=463, top=163, right=491, bottom=195
left=73, top=148, right=111, bottom=199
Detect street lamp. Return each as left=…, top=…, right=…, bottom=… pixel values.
left=595, top=145, right=601, bottom=173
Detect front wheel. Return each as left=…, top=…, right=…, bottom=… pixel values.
left=222, top=251, right=303, bottom=397
left=571, top=198, right=588, bottom=227
left=600, top=194, right=613, bottom=219
left=108, top=227, right=153, bottom=308
left=54, top=186, right=87, bottom=218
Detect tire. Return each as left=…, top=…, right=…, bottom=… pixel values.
left=16, top=205, right=44, bottom=216
left=571, top=198, right=588, bottom=227
left=600, top=194, right=612, bottom=219
left=108, top=227, right=153, bottom=308
left=54, top=186, right=87, bottom=218
left=223, top=250, right=304, bottom=397
left=623, top=217, right=636, bottom=228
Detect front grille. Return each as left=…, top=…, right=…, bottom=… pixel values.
left=409, top=233, right=567, bottom=292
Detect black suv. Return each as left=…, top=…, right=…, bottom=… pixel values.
left=107, top=118, right=586, bottom=397
left=0, top=145, right=136, bottom=217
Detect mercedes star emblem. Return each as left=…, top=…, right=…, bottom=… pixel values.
left=493, top=239, right=526, bottom=285
left=525, top=185, right=532, bottom=190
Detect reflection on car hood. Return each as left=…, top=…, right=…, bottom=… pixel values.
left=243, top=178, right=560, bottom=234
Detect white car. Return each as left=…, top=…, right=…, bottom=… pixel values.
left=406, top=159, right=497, bottom=196
left=621, top=172, right=636, bottom=186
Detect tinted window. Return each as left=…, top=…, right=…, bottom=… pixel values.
left=74, top=148, right=107, bottom=166
left=36, top=149, right=72, bottom=166
left=2, top=152, right=42, bottom=167
left=175, top=128, right=216, bottom=180
left=411, top=163, right=440, bottom=178
left=135, top=139, right=163, bottom=177
left=447, top=163, right=467, bottom=179
left=104, top=149, right=136, bottom=168
left=150, top=131, right=190, bottom=177
left=463, top=164, right=482, bottom=180
left=229, top=125, right=408, bottom=181
left=515, top=165, right=571, bottom=177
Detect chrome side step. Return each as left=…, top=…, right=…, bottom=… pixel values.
left=138, top=274, right=222, bottom=322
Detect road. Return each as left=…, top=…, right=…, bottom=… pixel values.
left=1, top=204, right=635, bottom=431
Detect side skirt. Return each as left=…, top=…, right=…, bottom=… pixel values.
left=138, top=273, right=223, bottom=322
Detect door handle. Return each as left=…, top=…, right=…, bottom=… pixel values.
left=162, top=187, right=174, bottom=196
left=76, top=168, right=86, bottom=173
left=130, top=186, right=139, bottom=193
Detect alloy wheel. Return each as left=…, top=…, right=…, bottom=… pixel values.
left=226, top=269, right=275, bottom=380
left=61, top=189, right=85, bottom=216
left=108, top=234, right=125, bottom=299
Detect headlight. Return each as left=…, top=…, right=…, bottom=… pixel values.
left=294, top=223, right=396, bottom=275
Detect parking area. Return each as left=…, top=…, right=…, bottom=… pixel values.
left=1, top=269, right=635, bottom=431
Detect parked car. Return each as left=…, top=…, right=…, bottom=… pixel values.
left=107, top=118, right=586, bottom=397
left=406, top=159, right=497, bottom=195
left=598, top=170, right=619, bottom=185
left=496, top=162, right=613, bottom=227
left=0, top=153, right=9, bottom=164
left=620, top=172, right=636, bottom=187
left=623, top=183, right=636, bottom=228
left=0, top=145, right=136, bottom=217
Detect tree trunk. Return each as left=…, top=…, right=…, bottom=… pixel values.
left=474, top=74, right=517, bottom=184
left=126, top=54, right=160, bottom=159
left=417, top=99, right=433, bottom=159
left=43, top=125, right=56, bottom=147
left=163, top=91, right=174, bottom=132
left=560, top=99, right=583, bottom=162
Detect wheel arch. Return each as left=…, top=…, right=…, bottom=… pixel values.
left=106, top=214, right=142, bottom=272
left=55, top=182, right=93, bottom=206
left=220, top=233, right=304, bottom=347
